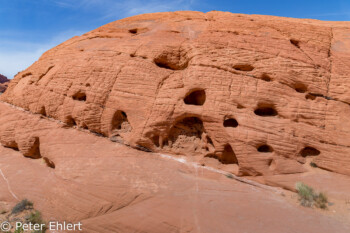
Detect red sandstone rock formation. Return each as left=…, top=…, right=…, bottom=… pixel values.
left=0, top=74, right=9, bottom=93
left=1, top=11, right=350, bottom=232
left=3, top=11, right=350, bottom=177
left=0, top=102, right=349, bottom=233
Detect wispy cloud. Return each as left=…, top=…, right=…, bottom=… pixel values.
left=52, top=0, right=196, bottom=18
left=0, top=30, right=83, bottom=78
left=1, top=0, right=196, bottom=78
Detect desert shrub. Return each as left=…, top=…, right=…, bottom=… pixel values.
left=14, top=228, right=24, bottom=233
left=11, top=199, right=33, bottom=214
left=27, top=210, right=46, bottom=233
left=310, top=162, right=318, bottom=168
left=295, top=182, right=328, bottom=209
left=315, top=192, right=328, bottom=209
left=295, top=182, right=314, bottom=207
left=225, top=173, right=234, bottom=179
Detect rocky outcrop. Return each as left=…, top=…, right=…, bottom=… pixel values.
left=2, top=11, right=350, bottom=178
left=0, top=102, right=349, bottom=233
left=0, top=74, right=8, bottom=84
left=0, top=74, right=9, bottom=93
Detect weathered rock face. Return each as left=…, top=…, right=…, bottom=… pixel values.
left=0, top=102, right=350, bottom=233
left=2, top=11, right=350, bottom=177
left=0, top=74, right=8, bottom=84
left=0, top=74, right=9, bottom=93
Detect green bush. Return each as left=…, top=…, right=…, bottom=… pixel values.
left=14, top=228, right=24, bottom=233
left=26, top=210, right=46, bottom=233
left=11, top=199, right=33, bottom=214
left=295, top=182, right=328, bottom=209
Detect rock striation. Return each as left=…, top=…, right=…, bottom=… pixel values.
left=2, top=11, right=350, bottom=178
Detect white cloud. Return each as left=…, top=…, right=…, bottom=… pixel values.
left=1, top=0, right=196, bottom=78
left=52, top=0, right=196, bottom=18
left=0, top=30, right=84, bottom=79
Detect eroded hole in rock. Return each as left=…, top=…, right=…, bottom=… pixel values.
left=220, top=144, right=238, bottom=164
left=290, top=39, right=300, bottom=48
left=184, top=89, right=206, bottom=106
left=129, top=29, right=138, bottom=34
left=154, top=49, right=189, bottom=70
left=294, top=83, right=307, bottom=93
left=254, top=104, right=278, bottom=117
left=168, top=117, right=206, bottom=153
left=305, top=93, right=316, bottom=100
left=300, top=147, right=320, bottom=157
left=257, top=144, right=273, bottom=153
left=205, top=136, right=215, bottom=153
left=72, top=91, right=86, bottom=101
left=43, top=157, right=55, bottom=169
left=22, top=72, right=32, bottom=78
left=223, top=118, right=238, bottom=128
left=237, top=104, right=245, bottom=109
left=26, top=137, right=42, bottom=159
left=85, top=83, right=91, bottom=87
left=111, top=110, right=132, bottom=137
left=233, top=64, right=254, bottom=71
left=4, top=142, right=19, bottom=151
left=65, top=116, right=77, bottom=126
left=81, top=122, right=88, bottom=130
left=39, top=106, right=46, bottom=116
left=260, top=73, right=272, bottom=82
left=152, top=135, right=160, bottom=147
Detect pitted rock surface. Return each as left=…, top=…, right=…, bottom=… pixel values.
left=2, top=11, right=350, bottom=177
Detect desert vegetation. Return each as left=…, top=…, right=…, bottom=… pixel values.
left=295, top=182, right=328, bottom=209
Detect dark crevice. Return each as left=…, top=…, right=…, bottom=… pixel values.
left=290, top=39, right=300, bottom=48
left=110, top=110, right=132, bottom=139
left=65, top=116, right=77, bottom=126
left=223, top=118, right=238, bottom=128
left=43, top=157, right=55, bottom=169
left=254, top=104, right=278, bottom=117
left=300, top=147, right=320, bottom=157
left=233, top=64, right=254, bottom=71
left=306, top=93, right=333, bottom=101
left=294, top=83, right=307, bottom=93
left=26, top=137, right=41, bottom=159
left=257, top=145, right=273, bottom=153
left=260, top=73, right=272, bottom=82
left=305, top=93, right=316, bottom=100
left=39, top=106, right=47, bottom=116
left=220, top=144, right=239, bottom=164
left=72, top=91, right=86, bottom=101
left=152, top=135, right=160, bottom=147
left=129, top=29, right=138, bottom=34
left=184, top=89, right=206, bottom=105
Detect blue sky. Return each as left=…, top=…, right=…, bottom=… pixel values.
left=1, top=0, right=350, bottom=78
